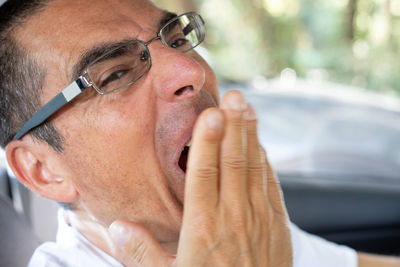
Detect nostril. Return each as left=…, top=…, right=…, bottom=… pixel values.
left=174, top=86, right=194, bottom=96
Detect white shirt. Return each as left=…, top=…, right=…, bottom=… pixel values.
left=290, top=223, right=357, bottom=267
left=29, top=209, right=357, bottom=267
left=28, top=210, right=122, bottom=267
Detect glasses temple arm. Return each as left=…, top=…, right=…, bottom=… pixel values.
left=13, top=78, right=89, bottom=140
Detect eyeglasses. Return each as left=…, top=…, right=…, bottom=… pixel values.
left=13, top=12, right=206, bottom=140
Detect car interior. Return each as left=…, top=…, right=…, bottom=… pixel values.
left=0, top=167, right=39, bottom=267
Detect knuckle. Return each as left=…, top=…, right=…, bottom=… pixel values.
left=248, top=162, right=264, bottom=174
left=246, top=121, right=258, bottom=136
left=231, top=217, right=248, bottom=232
left=191, top=166, right=218, bottom=179
left=191, top=212, right=215, bottom=229
left=229, top=118, right=244, bottom=128
left=222, top=205, right=248, bottom=231
left=221, top=155, right=246, bottom=170
left=259, top=146, right=267, bottom=158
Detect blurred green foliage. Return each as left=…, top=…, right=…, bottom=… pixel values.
left=154, top=0, right=400, bottom=96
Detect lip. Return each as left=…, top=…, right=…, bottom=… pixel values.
left=162, top=90, right=218, bottom=182
left=172, top=128, right=193, bottom=179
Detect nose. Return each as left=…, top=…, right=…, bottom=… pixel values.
left=147, top=42, right=205, bottom=102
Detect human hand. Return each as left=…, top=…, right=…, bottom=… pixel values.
left=108, top=91, right=292, bottom=266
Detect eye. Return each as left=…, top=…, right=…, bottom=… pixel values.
left=140, top=50, right=149, bottom=61
left=170, top=37, right=189, bottom=49
left=101, top=68, right=130, bottom=88
left=170, top=38, right=189, bottom=49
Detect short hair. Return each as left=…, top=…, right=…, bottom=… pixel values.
left=0, top=0, right=64, bottom=152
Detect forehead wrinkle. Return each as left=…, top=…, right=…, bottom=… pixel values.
left=16, top=1, right=165, bottom=78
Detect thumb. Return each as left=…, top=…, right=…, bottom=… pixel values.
left=109, top=220, right=176, bottom=267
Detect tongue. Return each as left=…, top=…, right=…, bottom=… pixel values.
left=178, top=146, right=190, bottom=173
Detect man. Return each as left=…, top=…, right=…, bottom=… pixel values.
left=0, top=0, right=398, bottom=266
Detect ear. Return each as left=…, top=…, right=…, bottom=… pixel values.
left=5, top=137, right=78, bottom=203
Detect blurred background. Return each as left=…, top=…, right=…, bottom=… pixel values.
left=155, top=0, right=400, bottom=95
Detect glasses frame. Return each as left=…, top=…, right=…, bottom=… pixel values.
left=13, top=12, right=205, bottom=140
left=87, top=39, right=152, bottom=96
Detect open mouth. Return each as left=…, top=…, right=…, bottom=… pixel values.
left=178, top=140, right=192, bottom=173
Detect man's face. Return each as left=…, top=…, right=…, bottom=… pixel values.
left=17, top=0, right=219, bottom=242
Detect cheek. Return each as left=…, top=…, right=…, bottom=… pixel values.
left=192, top=53, right=219, bottom=104
left=58, top=94, right=166, bottom=223
left=204, top=68, right=219, bottom=104
left=61, top=91, right=158, bottom=192
left=73, top=91, right=155, bottom=145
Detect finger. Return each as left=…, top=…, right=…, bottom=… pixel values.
left=185, top=108, right=224, bottom=213
left=219, top=91, right=248, bottom=206
left=109, top=220, right=176, bottom=267
left=263, top=150, right=288, bottom=216
left=245, top=105, right=268, bottom=209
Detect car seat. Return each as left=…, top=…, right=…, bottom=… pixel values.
left=0, top=167, right=39, bottom=267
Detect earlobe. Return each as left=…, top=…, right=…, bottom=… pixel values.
left=5, top=138, right=78, bottom=203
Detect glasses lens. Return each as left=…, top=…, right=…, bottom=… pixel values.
left=160, top=13, right=206, bottom=52
left=87, top=41, right=151, bottom=94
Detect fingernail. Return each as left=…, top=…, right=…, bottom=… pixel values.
left=109, top=222, right=130, bottom=246
left=205, top=110, right=223, bottom=130
left=228, top=92, right=247, bottom=111
left=245, top=105, right=257, bottom=121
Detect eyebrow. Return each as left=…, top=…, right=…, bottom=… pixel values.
left=158, top=11, right=178, bottom=30
left=71, top=11, right=178, bottom=80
